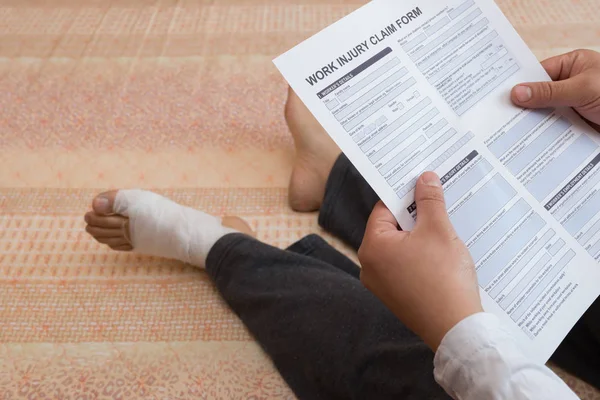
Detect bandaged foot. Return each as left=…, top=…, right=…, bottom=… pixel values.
left=84, top=190, right=253, bottom=268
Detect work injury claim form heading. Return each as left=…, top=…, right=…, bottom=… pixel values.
left=274, top=0, right=600, bottom=361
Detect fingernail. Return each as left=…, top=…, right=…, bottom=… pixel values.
left=514, top=85, right=532, bottom=102
left=421, top=172, right=442, bottom=187
left=93, top=196, right=111, bottom=214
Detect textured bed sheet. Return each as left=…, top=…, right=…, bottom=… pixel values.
left=1, top=0, right=600, bottom=398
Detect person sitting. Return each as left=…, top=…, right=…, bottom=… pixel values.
left=84, top=49, right=600, bottom=399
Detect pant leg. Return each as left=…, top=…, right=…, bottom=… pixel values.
left=318, top=154, right=380, bottom=251
left=320, top=153, right=600, bottom=390
left=206, top=232, right=449, bottom=400
left=550, top=298, right=600, bottom=389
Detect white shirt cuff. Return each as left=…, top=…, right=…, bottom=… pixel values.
left=433, top=312, right=514, bottom=398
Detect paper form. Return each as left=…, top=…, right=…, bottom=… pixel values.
left=274, top=0, right=600, bottom=362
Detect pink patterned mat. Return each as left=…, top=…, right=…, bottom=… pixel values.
left=1, top=0, right=600, bottom=398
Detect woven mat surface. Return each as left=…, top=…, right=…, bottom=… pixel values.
left=1, top=0, right=600, bottom=398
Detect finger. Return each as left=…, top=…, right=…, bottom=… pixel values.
left=413, top=172, right=454, bottom=235
left=511, top=74, right=589, bottom=109
left=540, top=51, right=579, bottom=81
left=588, top=120, right=600, bottom=133
left=364, top=201, right=400, bottom=237
left=359, top=201, right=403, bottom=267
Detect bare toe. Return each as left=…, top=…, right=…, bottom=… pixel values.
left=92, top=190, right=118, bottom=215
left=112, top=244, right=134, bottom=251
left=85, top=212, right=126, bottom=229
left=85, top=225, right=122, bottom=238
left=95, top=236, right=130, bottom=248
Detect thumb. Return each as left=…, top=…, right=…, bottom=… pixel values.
left=413, top=172, right=455, bottom=236
left=511, top=75, right=588, bottom=109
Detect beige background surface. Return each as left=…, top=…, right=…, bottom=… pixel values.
left=1, top=0, right=600, bottom=398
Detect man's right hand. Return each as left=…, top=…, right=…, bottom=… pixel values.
left=358, top=173, right=483, bottom=352
left=511, top=49, right=600, bottom=131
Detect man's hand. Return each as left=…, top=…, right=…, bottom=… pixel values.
left=511, top=49, right=600, bottom=131
left=358, top=172, right=483, bottom=352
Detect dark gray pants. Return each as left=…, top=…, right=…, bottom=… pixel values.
left=206, top=154, right=600, bottom=399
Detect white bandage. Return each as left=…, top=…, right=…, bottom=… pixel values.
left=113, top=190, right=237, bottom=267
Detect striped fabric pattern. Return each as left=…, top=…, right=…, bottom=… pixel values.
left=1, top=0, right=599, bottom=397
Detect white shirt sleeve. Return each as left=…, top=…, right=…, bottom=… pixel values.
left=433, top=312, right=579, bottom=400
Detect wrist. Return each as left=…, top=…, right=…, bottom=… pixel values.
left=423, top=304, right=484, bottom=352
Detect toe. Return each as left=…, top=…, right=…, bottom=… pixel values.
left=112, top=244, right=134, bottom=252
left=94, top=236, right=130, bottom=248
left=85, top=212, right=128, bottom=229
left=85, top=225, right=123, bottom=238
left=92, top=190, right=118, bottom=215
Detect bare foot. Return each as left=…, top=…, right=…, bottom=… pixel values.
left=84, top=190, right=254, bottom=257
left=285, top=87, right=341, bottom=212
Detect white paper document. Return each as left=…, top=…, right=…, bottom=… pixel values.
left=274, top=0, right=600, bottom=362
